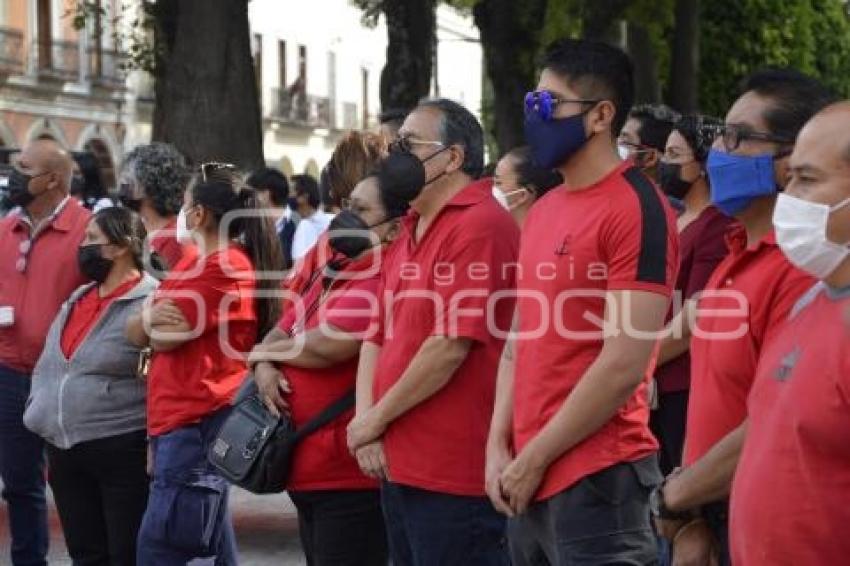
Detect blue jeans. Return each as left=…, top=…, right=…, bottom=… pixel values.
left=0, top=364, right=48, bottom=566
left=381, top=481, right=508, bottom=566
left=137, top=409, right=237, bottom=565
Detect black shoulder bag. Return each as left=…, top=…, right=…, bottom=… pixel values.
left=208, top=261, right=355, bottom=494
left=208, top=378, right=354, bottom=494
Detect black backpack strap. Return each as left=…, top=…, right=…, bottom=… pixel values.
left=292, top=389, right=356, bottom=442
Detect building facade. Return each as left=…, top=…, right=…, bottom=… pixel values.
left=0, top=0, right=482, bottom=188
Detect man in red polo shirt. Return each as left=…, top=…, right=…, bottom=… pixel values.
left=729, top=102, right=850, bottom=566
left=485, top=39, right=679, bottom=565
left=346, top=98, right=519, bottom=564
left=0, top=139, right=89, bottom=565
left=118, top=143, right=194, bottom=274
left=653, top=70, right=834, bottom=565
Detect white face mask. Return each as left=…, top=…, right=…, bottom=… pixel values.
left=773, top=192, right=850, bottom=279
left=175, top=207, right=193, bottom=243
left=492, top=185, right=527, bottom=211
left=617, top=143, right=631, bottom=160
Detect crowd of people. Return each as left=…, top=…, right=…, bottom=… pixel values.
left=0, top=36, right=848, bottom=566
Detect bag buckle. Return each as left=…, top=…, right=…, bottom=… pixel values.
left=242, top=426, right=270, bottom=460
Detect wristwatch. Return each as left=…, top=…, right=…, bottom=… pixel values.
left=649, top=480, right=694, bottom=521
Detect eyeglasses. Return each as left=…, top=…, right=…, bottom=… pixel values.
left=391, top=136, right=444, bottom=154
left=715, top=124, right=793, bottom=152
left=200, top=161, right=237, bottom=182
left=525, top=91, right=600, bottom=121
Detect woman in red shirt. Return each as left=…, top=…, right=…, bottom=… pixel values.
left=127, top=163, right=282, bottom=565
left=652, top=114, right=737, bottom=475
left=249, top=173, right=406, bottom=566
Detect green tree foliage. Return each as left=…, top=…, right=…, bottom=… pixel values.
left=699, top=0, right=850, bottom=116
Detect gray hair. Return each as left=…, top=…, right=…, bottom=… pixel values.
left=417, top=98, right=485, bottom=179
left=122, top=142, right=190, bottom=217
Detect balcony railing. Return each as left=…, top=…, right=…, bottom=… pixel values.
left=271, top=88, right=331, bottom=129
left=0, top=27, right=24, bottom=74
left=88, top=48, right=127, bottom=89
left=36, top=39, right=79, bottom=81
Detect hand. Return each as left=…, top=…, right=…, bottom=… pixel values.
left=355, top=441, right=389, bottom=480
left=346, top=410, right=387, bottom=454
left=253, top=362, right=290, bottom=417
left=671, top=520, right=718, bottom=566
left=485, top=439, right=515, bottom=516
left=499, top=448, right=547, bottom=515
left=149, top=299, right=186, bottom=327
left=655, top=516, right=689, bottom=541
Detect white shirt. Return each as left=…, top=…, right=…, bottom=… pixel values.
left=291, top=210, right=333, bottom=260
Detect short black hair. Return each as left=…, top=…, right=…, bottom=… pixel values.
left=739, top=68, right=837, bottom=141
left=506, top=146, right=563, bottom=198
left=379, top=108, right=409, bottom=126
left=627, top=104, right=681, bottom=152
left=246, top=167, right=290, bottom=207
left=541, top=38, right=635, bottom=135
left=292, top=173, right=321, bottom=209
left=417, top=98, right=485, bottom=179
left=672, top=114, right=723, bottom=162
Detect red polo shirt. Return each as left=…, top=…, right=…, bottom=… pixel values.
left=149, top=219, right=196, bottom=271
left=730, top=284, right=850, bottom=566
left=683, top=227, right=814, bottom=465
left=369, top=178, right=520, bottom=496
left=146, top=246, right=257, bottom=436
left=278, top=252, right=385, bottom=492
left=513, top=163, right=679, bottom=501
left=0, top=199, right=90, bottom=373
left=60, top=277, right=141, bottom=358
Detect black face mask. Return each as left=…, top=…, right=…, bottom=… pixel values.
left=328, top=209, right=392, bottom=259
left=71, top=174, right=85, bottom=197
left=77, top=244, right=114, bottom=283
left=379, top=146, right=448, bottom=204
left=656, top=161, right=695, bottom=200
left=7, top=169, right=46, bottom=208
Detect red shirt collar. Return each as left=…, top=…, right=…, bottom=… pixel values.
left=402, top=177, right=493, bottom=230
left=12, top=197, right=84, bottom=234
left=725, top=225, right=777, bottom=254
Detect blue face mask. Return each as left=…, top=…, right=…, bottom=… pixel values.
left=524, top=110, right=588, bottom=170
left=706, top=149, right=778, bottom=217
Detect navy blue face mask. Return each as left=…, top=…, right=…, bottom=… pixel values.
left=524, top=110, right=592, bottom=170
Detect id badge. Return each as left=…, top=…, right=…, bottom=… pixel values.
left=0, top=306, right=14, bottom=328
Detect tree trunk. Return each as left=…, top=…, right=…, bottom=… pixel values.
left=581, top=0, right=631, bottom=45
left=379, top=0, right=436, bottom=113
left=627, top=22, right=661, bottom=103
left=669, top=0, right=699, bottom=113
left=151, top=0, right=263, bottom=170
left=473, top=0, right=548, bottom=157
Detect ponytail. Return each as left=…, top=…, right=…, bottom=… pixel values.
left=191, top=169, right=283, bottom=340
left=235, top=186, right=283, bottom=339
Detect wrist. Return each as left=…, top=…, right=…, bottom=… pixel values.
left=650, top=478, right=696, bottom=522
left=519, top=441, right=550, bottom=471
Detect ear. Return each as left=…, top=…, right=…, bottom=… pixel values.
left=644, top=149, right=660, bottom=170
left=517, top=187, right=536, bottom=207
left=446, top=145, right=465, bottom=175
left=588, top=101, right=616, bottom=135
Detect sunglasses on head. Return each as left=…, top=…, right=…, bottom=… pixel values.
left=200, top=161, right=236, bottom=182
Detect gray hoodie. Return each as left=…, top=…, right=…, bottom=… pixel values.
left=24, top=274, right=158, bottom=449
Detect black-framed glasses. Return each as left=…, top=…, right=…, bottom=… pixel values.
left=200, top=161, right=236, bottom=182
left=525, top=91, right=600, bottom=121
left=715, top=125, right=793, bottom=152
